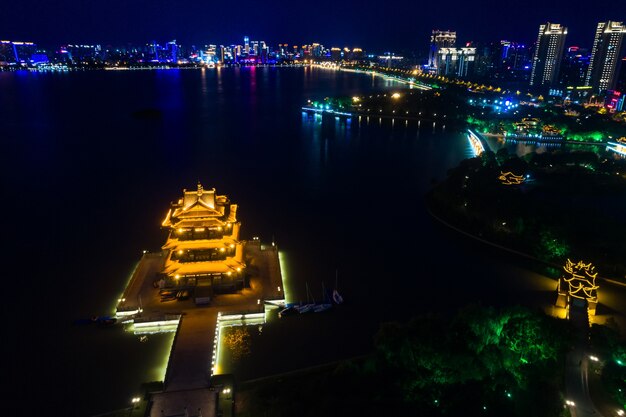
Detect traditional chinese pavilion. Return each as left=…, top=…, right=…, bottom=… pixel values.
left=160, top=182, right=245, bottom=292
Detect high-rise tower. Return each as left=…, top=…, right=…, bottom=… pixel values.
left=529, top=22, right=567, bottom=89
left=585, top=21, right=626, bottom=93
left=428, top=30, right=456, bottom=70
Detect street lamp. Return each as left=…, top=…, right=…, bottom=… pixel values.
left=129, top=397, right=141, bottom=416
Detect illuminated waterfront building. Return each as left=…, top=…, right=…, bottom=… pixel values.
left=428, top=30, right=456, bottom=70
left=378, top=52, right=404, bottom=68
left=436, top=47, right=476, bottom=78
left=529, top=22, right=567, bottom=90
left=0, top=41, right=15, bottom=64
left=585, top=21, right=626, bottom=93
left=0, top=40, right=37, bottom=64
left=161, top=182, right=245, bottom=292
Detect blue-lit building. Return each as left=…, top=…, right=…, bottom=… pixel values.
left=428, top=30, right=456, bottom=72
left=0, top=40, right=37, bottom=65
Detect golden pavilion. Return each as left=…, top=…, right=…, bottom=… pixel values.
left=160, top=182, right=245, bottom=292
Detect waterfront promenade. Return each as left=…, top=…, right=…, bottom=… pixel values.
left=116, top=240, right=285, bottom=417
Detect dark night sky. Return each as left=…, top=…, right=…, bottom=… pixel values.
left=1, top=0, right=624, bottom=52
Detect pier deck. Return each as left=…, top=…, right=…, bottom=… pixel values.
left=116, top=240, right=284, bottom=417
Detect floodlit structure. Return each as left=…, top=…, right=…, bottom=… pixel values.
left=161, top=182, right=245, bottom=292
left=498, top=172, right=525, bottom=185
left=436, top=47, right=476, bottom=77
left=556, top=259, right=598, bottom=315
left=529, top=23, right=567, bottom=90
left=428, top=30, right=456, bottom=70
left=585, top=21, right=626, bottom=93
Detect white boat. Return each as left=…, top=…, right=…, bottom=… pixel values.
left=332, top=270, right=344, bottom=305
left=313, top=303, right=332, bottom=313
left=313, top=282, right=332, bottom=313
left=295, top=282, right=315, bottom=314
left=278, top=305, right=298, bottom=318
left=332, top=289, right=343, bottom=305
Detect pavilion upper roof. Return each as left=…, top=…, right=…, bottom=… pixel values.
left=162, top=182, right=237, bottom=228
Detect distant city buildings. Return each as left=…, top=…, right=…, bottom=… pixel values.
left=436, top=47, right=475, bottom=77
left=529, top=22, right=567, bottom=90
left=0, top=35, right=372, bottom=69
left=428, top=30, right=456, bottom=71
left=0, top=40, right=38, bottom=65
left=585, top=21, right=626, bottom=93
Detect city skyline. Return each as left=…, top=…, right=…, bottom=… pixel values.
left=1, top=0, right=624, bottom=51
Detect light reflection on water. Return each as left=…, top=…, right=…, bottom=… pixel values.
left=2, top=67, right=563, bottom=415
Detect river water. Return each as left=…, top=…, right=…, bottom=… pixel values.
left=2, top=67, right=557, bottom=416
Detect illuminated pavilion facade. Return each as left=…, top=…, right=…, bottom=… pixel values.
left=161, top=182, right=245, bottom=291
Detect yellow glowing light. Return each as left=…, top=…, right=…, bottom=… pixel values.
left=391, top=93, right=401, bottom=99
left=175, top=274, right=180, bottom=280
left=220, top=247, right=225, bottom=252
left=178, top=250, right=183, bottom=254
left=218, top=226, right=222, bottom=231
left=352, top=96, right=360, bottom=102
left=229, top=244, right=235, bottom=248
left=498, top=171, right=526, bottom=185
left=562, top=259, right=598, bottom=302
left=177, top=228, right=183, bottom=233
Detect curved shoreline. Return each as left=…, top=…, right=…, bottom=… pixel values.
left=425, top=195, right=626, bottom=288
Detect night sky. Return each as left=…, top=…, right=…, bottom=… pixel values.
left=1, top=0, right=624, bottom=52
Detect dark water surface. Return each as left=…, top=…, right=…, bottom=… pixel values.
left=2, top=67, right=554, bottom=416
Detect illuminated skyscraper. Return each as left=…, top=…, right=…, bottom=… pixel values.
left=529, top=22, right=567, bottom=89
left=585, top=21, right=626, bottom=93
left=428, top=30, right=456, bottom=70
left=436, top=47, right=476, bottom=77
left=244, top=36, right=250, bottom=55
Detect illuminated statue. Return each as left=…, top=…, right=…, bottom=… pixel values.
left=562, top=259, right=598, bottom=303
left=498, top=171, right=525, bottom=185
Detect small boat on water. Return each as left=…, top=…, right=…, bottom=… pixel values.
left=294, top=283, right=315, bottom=314
left=73, top=315, right=116, bottom=326
left=278, top=305, right=298, bottom=318
left=332, top=289, right=343, bottom=305
left=97, top=317, right=118, bottom=327
left=313, top=282, right=332, bottom=313
left=295, top=304, right=314, bottom=314
left=333, top=271, right=344, bottom=305
left=313, top=303, right=332, bottom=313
